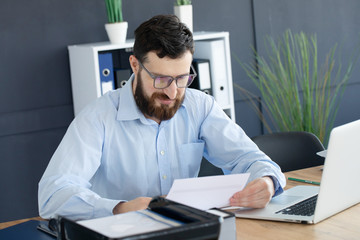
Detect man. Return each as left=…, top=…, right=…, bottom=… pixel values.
left=38, top=15, right=285, bottom=220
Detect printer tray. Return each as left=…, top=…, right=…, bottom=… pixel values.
left=57, top=197, right=221, bottom=240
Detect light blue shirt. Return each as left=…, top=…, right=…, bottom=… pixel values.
left=38, top=75, right=285, bottom=220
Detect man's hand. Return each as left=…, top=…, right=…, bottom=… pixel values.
left=229, top=176, right=275, bottom=208
left=113, top=197, right=152, bottom=215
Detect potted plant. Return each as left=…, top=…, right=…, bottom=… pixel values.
left=234, top=30, right=358, bottom=146
left=174, top=0, right=193, bottom=32
left=104, top=0, right=128, bottom=44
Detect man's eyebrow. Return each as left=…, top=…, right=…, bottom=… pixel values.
left=149, top=70, right=191, bottom=77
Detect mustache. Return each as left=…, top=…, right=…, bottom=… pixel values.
left=152, top=92, right=172, bottom=101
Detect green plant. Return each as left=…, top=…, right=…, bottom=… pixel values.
left=105, top=0, right=123, bottom=23
left=234, top=29, right=358, bottom=146
left=175, top=0, right=192, bottom=6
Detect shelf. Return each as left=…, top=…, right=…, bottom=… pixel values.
left=68, top=31, right=235, bottom=120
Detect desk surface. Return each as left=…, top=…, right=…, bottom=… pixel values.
left=0, top=217, right=43, bottom=230
left=1, top=166, right=360, bottom=239
left=235, top=165, right=360, bottom=240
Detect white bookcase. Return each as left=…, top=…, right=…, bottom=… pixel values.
left=68, top=31, right=235, bottom=121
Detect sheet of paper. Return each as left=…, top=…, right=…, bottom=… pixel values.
left=166, top=173, right=250, bottom=210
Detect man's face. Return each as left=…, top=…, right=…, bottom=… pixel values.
left=132, top=51, right=193, bottom=123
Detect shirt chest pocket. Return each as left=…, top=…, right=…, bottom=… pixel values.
left=177, top=141, right=205, bottom=178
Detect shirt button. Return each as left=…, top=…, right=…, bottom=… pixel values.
left=162, top=175, right=167, bottom=180
left=160, top=150, right=165, bottom=155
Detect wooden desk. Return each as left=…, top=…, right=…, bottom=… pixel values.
left=1, top=166, right=360, bottom=239
left=235, top=166, right=360, bottom=240
left=0, top=217, right=43, bottom=230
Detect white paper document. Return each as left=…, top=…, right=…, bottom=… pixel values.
left=166, top=173, right=250, bottom=210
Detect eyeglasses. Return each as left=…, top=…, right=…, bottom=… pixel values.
left=138, top=60, right=197, bottom=89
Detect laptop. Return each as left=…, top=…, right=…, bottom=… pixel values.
left=231, top=119, right=360, bottom=224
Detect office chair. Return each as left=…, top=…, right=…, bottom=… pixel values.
left=198, top=158, right=224, bottom=177
left=251, top=131, right=325, bottom=172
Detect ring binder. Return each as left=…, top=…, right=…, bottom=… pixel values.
left=57, top=197, right=221, bottom=240
left=194, top=40, right=231, bottom=108
left=98, top=53, right=115, bottom=95
left=191, top=59, right=212, bottom=95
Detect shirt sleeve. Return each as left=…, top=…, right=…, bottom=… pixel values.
left=38, top=105, right=120, bottom=220
left=200, top=98, right=286, bottom=196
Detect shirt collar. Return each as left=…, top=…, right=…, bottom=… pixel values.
left=116, top=74, right=144, bottom=121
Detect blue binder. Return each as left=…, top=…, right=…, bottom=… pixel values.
left=98, top=53, right=115, bottom=95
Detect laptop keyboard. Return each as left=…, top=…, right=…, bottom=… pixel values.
left=276, top=195, right=318, bottom=216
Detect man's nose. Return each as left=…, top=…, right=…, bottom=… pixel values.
left=163, top=80, right=178, bottom=100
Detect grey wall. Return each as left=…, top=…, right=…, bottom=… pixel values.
left=1, top=0, right=359, bottom=222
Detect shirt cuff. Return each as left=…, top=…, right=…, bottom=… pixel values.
left=267, top=175, right=284, bottom=197
left=93, top=198, right=123, bottom=218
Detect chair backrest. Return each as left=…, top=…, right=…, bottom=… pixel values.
left=198, top=158, right=224, bottom=177
left=251, top=131, right=325, bottom=172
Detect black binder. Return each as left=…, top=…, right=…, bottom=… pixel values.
left=190, top=59, right=212, bottom=95
left=57, top=197, right=221, bottom=240
left=109, top=48, right=133, bottom=89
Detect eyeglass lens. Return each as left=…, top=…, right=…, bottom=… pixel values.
left=154, top=75, right=195, bottom=89
left=138, top=60, right=197, bottom=89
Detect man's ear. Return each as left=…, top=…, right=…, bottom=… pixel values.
left=129, top=55, right=139, bottom=74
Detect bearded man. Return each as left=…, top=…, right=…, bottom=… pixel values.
left=38, top=15, right=285, bottom=220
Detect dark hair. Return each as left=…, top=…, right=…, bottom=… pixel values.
left=133, top=14, right=194, bottom=63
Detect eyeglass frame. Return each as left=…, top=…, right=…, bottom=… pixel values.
left=138, top=60, right=197, bottom=89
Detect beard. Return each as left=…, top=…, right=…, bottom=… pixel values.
left=134, top=72, right=185, bottom=121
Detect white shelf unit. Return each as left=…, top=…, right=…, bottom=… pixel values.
left=68, top=31, right=235, bottom=120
